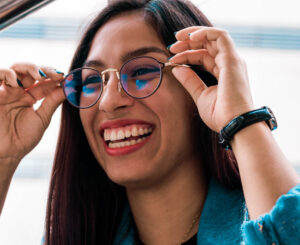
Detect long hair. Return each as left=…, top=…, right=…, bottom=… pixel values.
left=45, top=0, right=240, bottom=244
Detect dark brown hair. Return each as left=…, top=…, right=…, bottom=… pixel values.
left=45, top=0, right=240, bottom=244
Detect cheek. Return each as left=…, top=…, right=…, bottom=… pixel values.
left=158, top=75, right=195, bottom=122
left=151, top=78, right=195, bottom=140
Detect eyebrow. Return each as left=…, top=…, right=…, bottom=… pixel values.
left=83, top=46, right=169, bottom=68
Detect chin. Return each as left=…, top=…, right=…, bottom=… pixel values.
left=104, top=162, right=158, bottom=189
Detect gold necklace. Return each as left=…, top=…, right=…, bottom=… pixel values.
left=177, top=210, right=201, bottom=245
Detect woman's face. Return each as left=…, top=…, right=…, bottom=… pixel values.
left=80, top=11, right=199, bottom=188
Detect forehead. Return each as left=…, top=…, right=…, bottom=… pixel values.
left=87, top=11, right=166, bottom=63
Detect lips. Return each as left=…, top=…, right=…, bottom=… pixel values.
left=100, top=119, right=154, bottom=156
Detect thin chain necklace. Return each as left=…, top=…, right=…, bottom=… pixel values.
left=136, top=210, right=201, bottom=245
left=177, top=210, right=201, bottom=245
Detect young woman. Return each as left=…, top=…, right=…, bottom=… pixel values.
left=0, top=0, right=299, bottom=244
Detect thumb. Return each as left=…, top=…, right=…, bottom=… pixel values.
left=36, top=87, right=65, bottom=129
left=172, top=66, right=207, bottom=104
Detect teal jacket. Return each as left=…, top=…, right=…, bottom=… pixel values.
left=114, top=178, right=300, bottom=245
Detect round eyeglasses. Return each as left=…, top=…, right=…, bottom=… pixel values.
left=61, top=56, right=190, bottom=109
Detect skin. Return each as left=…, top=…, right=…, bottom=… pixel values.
left=80, top=12, right=202, bottom=189
left=169, top=27, right=300, bottom=220
left=0, top=8, right=299, bottom=245
left=80, top=12, right=208, bottom=244
left=0, top=64, right=64, bottom=214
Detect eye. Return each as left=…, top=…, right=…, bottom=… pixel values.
left=83, top=75, right=101, bottom=85
left=82, top=75, right=102, bottom=95
left=131, top=66, right=160, bottom=77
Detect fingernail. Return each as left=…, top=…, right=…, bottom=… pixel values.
left=39, top=69, right=47, bottom=78
left=55, top=69, right=64, bottom=75
left=17, top=78, right=23, bottom=88
left=167, top=44, right=173, bottom=50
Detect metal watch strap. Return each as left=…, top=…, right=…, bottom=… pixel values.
left=219, top=106, right=277, bottom=150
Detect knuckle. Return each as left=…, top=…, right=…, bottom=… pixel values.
left=216, top=28, right=228, bottom=35
left=0, top=68, right=17, bottom=82
left=1, top=68, right=12, bottom=76
left=41, top=66, right=53, bottom=73
left=9, top=63, right=20, bottom=69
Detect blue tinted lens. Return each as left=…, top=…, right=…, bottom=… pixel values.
left=121, top=73, right=128, bottom=91
left=120, top=57, right=162, bottom=98
left=82, top=75, right=101, bottom=95
left=136, top=79, right=148, bottom=90
left=63, top=68, right=102, bottom=108
left=132, top=67, right=160, bottom=76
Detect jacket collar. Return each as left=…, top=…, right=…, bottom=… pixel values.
left=114, top=178, right=245, bottom=245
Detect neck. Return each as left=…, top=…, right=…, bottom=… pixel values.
left=126, top=159, right=208, bottom=245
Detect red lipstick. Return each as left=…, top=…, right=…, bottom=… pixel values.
left=100, top=119, right=154, bottom=156
left=103, top=134, right=152, bottom=156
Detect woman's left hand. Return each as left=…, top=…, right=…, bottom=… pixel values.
left=169, top=26, right=255, bottom=132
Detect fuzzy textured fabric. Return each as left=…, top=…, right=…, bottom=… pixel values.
left=114, top=178, right=300, bottom=245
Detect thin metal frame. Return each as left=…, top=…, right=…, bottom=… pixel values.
left=62, top=56, right=190, bottom=109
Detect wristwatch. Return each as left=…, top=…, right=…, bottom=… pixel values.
left=219, top=106, right=277, bottom=150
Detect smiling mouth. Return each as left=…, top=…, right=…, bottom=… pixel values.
left=103, top=124, right=153, bottom=149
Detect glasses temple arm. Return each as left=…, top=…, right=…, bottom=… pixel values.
left=164, top=62, right=191, bottom=68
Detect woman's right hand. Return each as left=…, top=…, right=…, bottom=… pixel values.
left=0, top=63, right=65, bottom=167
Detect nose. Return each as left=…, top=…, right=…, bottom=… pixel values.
left=98, top=71, right=134, bottom=113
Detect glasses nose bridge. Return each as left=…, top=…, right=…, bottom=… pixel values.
left=101, top=68, right=121, bottom=92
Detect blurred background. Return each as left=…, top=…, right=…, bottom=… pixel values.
left=0, top=0, right=299, bottom=244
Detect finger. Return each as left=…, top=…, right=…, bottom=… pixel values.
left=175, top=26, right=203, bottom=41
left=170, top=26, right=206, bottom=53
left=170, top=40, right=217, bottom=58
left=172, top=29, right=232, bottom=59
left=40, top=66, right=64, bottom=82
left=25, top=81, right=62, bottom=101
left=189, top=28, right=236, bottom=54
left=0, top=68, right=19, bottom=88
left=11, top=62, right=44, bottom=80
left=10, top=63, right=49, bottom=88
left=11, top=63, right=64, bottom=89
left=172, top=66, right=207, bottom=104
left=35, top=87, right=65, bottom=129
left=169, top=40, right=205, bottom=54
left=169, top=49, right=219, bottom=79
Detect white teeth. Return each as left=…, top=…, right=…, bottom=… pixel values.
left=138, top=128, right=144, bottom=136
left=117, top=130, right=125, bottom=140
left=108, top=137, right=150, bottom=149
left=125, top=129, right=131, bottom=138
left=104, top=125, right=153, bottom=143
left=110, top=131, right=117, bottom=141
left=104, top=130, right=110, bottom=141
left=132, top=127, right=138, bottom=136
